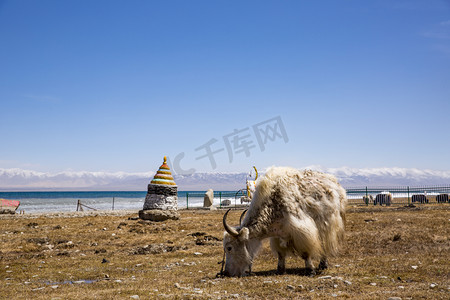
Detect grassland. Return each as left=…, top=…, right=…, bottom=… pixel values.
left=0, top=205, right=449, bottom=299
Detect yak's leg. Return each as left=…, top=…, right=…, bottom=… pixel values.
left=270, top=237, right=287, bottom=274
left=318, top=257, right=328, bottom=270
left=303, top=254, right=316, bottom=276
left=277, top=252, right=286, bottom=274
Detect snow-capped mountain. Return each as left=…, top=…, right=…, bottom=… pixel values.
left=0, top=168, right=248, bottom=191
left=0, top=167, right=449, bottom=191
left=306, top=166, right=450, bottom=187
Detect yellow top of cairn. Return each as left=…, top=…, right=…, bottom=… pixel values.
left=150, top=156, right=176, bottom=185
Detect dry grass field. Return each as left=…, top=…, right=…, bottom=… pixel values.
left=1, top=205, right=449, bottom=299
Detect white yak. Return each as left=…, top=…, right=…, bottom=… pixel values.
left=222, top=166, right=347, bottom=277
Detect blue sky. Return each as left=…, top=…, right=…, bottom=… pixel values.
left=1, top=0, right=449, bottom=174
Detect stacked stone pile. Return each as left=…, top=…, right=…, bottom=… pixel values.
left=139, top=156, right=180, bottom=221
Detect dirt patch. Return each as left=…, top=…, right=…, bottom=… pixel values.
left=127, top=220, right=174, bottom=234
left=27, top=237, right=49, bottom=244
left=188, top=231, right=221, bottom=245
left=117, top=222, right=127, bottom=229
left=131, top=243, right=185, bottom=255
left=54, top=239, right=70, bottom=244
left=94, top=248, right=107, bottom=254
left=188, top=231, right=207, bottom=237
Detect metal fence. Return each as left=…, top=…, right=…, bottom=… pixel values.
left=183, top=190, right=247, bottom=209
left=183, top=185, right=450, bottom=209
left=345, top=185, right=450, bottom=206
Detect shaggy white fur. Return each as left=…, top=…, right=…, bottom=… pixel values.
left=223, top=166, right=347, bottom=277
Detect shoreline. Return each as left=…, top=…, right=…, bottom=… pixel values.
left=0, top=206, right=247, bottom=219
left=2, top=203, right=448, bottom=220
left=0, top=209, right=140, bottom=219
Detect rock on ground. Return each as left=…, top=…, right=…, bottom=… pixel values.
left=139, top=209, right=180, bottom=221
left=203, top=189, right=214, bottom=207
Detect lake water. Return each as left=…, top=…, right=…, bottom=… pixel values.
left=0, top=191, right=239, bottom=213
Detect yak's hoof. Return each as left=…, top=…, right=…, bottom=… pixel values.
left=318, top=260, right=328, bottom=270
left=276, top=267, right=286, bottom=275
left=305, top=268, right=316, bottom=276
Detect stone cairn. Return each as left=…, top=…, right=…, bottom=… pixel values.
left=139, top=156, right=180, bottom=221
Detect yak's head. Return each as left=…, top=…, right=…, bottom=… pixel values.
left=222, top=209, right=260, bottom=277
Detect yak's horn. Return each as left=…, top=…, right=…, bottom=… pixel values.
left=239, top=209, right=248, bottom=226
left=223, top=209, right=239, bottom=237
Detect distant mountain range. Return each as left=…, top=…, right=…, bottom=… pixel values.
left=304, top=166, right=450, bottom=187
left=1, top=167, right=449, bottom=191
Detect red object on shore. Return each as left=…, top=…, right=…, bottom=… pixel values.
left=0, top=199, right=20, bottom=212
